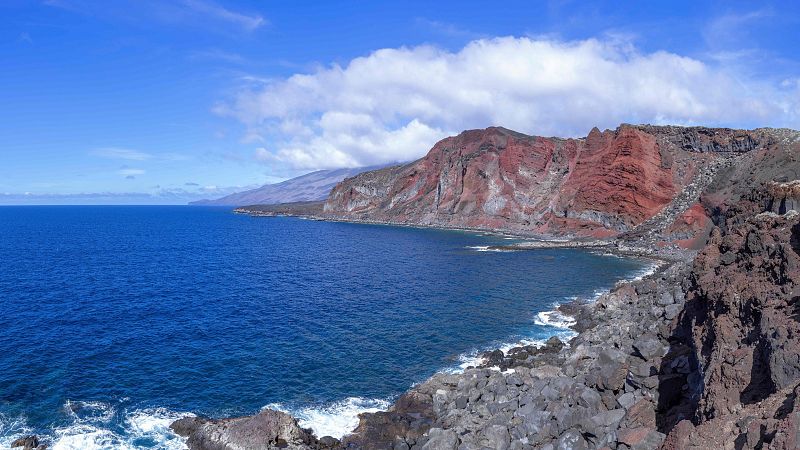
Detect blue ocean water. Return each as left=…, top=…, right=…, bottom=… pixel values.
left=0, top=206, right=653, bottom=448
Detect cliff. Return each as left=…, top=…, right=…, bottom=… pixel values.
left=323, top=125, right=798, bottom=241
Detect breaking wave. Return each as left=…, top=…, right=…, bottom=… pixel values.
left=266, top=397, right=391, bottom=439
left=0, top=401, right=193, bottom=450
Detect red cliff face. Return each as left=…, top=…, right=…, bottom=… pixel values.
left=324, top=124, right=779, bottom=237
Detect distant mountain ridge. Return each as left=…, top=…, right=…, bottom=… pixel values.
left=190, top=165, right=393, bottom=206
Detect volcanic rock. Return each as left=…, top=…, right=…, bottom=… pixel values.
left=169, top=409, right=334, bottom=450
left=323, top=125, right=796, bottom=239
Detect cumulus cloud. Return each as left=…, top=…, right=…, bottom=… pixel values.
left=215, top=36, right=800, bottom=170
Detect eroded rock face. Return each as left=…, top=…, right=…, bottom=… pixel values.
left=767, top=180, right=800, bottom=214
left=655, top=192, right=800, bottom=449
left=324, top=125, right=791, bottom=237
left=684, top=210, right=800, bottom=420
left=341, top=390, right=436, bottom=450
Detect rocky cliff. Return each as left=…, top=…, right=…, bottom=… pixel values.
left=323, top=125, right=797, bottom=241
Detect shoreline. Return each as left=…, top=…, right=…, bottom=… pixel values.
left=247, top=235, right=670, bottom=440
left=168, top=214, right=689, bottom=448
left=1, top=219, right=667, bottom=450
left=234, top=206, right=693, bottom=263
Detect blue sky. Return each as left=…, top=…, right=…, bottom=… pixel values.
left=2, top=0, right=799, bottom=204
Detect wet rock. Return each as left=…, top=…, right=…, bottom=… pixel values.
left=483, top=349, right=505, bottom=367
left=170, top=409, right=323, bottom=450
left=10, top=436, right=44, bottom=450
left=318, top=436, right=339, bottom=448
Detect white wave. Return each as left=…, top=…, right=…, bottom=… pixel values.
left=51, top=425, right=130, bottom=450
left=629, top=262, right=661, bottom=281
left=456, top=353, right=486, bottom=371
left=447, top=337, right=551, bottom=373
left=590, top=250, right=624, bottom=259
left=7, top=402, right=193, bottom=450
left=63, top=400, right=116, bottom=425
left=266, top=397, right=390, bottom=440
left=497, top=338, right=547, bottom=354
left=0, top=413, right=33, bottom=449
left=534, top=310, right=576, bottom=329
left=465, top=245, right=515, bottom=253
left=124, top=408, right=193, bottom=450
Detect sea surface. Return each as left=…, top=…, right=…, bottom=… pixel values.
left=0, top=206, right=654, bottom=449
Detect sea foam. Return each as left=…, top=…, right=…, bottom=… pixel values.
left=465, top=245, right=515, bottom=252
left=534, top=310, right=577, bottom=329
left=9, top=401, right=193, bottom=450
left=0, top=413, right=33, bottom=449
left=266, top=397, right=390, bottom=440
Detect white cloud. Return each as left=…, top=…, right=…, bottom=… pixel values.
left=118, top=168, right=146, bottom=177
left=91, top=147, right=153, bottom=160
left=182, top=0, right=265, bottom=31
left=216, top=36, right=800, bottom=170
left=90, top=147, right=190, bottom=161
left=44, top=0, right=265, bottom=34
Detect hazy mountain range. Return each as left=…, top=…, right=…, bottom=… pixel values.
left=190, top=165, right=392, bottom=206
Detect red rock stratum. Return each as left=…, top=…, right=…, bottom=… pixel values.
left=324, top=125, right=797, bottom=239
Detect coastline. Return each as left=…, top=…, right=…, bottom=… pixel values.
left=233, top=204, right=693, bottom=262
left=169, top=212, right=689, bottom=449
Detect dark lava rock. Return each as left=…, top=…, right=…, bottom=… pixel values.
left=170, top=409, right=334, bottom=450
left=483, top=349, right=505, bottom=366
left=10, top=435, right=45, bottom=450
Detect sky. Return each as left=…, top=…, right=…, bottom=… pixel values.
left=1, top=0, right=799, bottom=204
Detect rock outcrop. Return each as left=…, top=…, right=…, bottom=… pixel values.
left=10, top=435, right=46, bottom=450
left=170, top=409, right=339, bottom=450
left=657, top=193, right=800, bottom=449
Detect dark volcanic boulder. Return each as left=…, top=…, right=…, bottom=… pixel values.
left=170, top=409, right=336, bottom=450
left=10, top=435, right=45, bottom=450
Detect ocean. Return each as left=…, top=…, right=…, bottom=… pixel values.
left=0, top=206, right=654, bottom=449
